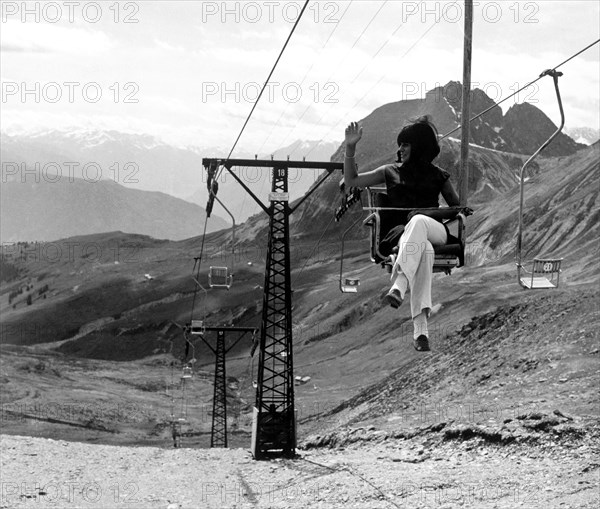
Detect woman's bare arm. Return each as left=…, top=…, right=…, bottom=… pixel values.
left=407, top=180, right=463, bottom=221
left=342, top=121, right=386, bottom=189
left=441, top=180, right=460, bottom=207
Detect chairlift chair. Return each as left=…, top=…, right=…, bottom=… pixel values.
left=363, top=187, right=466, bottom=275
left=341, top=278, right=360, bottom=293
left=190, top=319, right=205, bottom=336
left=339, top=214, right=365, bottom=293
left=518, top=258, right=563, bottom=289
left=207, top=194, right=237, bottom=290
left=516, top=69, right=565, bottom=289
left=209, top=266, right=233, bottom=289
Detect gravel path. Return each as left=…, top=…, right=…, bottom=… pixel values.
left=2, top=431, right=598, bottom=509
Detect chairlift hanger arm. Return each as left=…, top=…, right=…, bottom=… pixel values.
left=339, top=213, right=366, bottom=293
left=212, top=195, right=237, bottom=232
left=518, top=71, right=565, bottom=181
left=516, top=71, right=565, bottom=270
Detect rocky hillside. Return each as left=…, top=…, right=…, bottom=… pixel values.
left=467, top=143, right=600, bottom=270
left=429, top=81, right=584, bottom=156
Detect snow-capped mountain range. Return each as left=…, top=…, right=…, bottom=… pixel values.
left=0, top=129, right=339, bottom=242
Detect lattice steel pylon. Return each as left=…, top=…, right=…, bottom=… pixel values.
left=252, top=166, right=295, bottom=458
left=201, top=157, right=343, bottom=459
left=188, top=325, right=257, bottom=448
left=211, top=330, right=227, bottom=447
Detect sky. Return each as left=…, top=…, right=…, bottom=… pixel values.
left=1, top=0, right=599, bottom=153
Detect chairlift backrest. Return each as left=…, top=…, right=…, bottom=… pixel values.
left=190, top=320, right=205, bottom=336
left=209, top=266, right=233, bottom=289
left=519, top=258, right=562, bottom=289
left=340, top=278, right=360, bottom=293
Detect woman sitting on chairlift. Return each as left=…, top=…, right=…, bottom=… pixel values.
left=343, top=116, right=462, bottom=352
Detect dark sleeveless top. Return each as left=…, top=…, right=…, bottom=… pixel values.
left=382, top=161, right=450, bottom=226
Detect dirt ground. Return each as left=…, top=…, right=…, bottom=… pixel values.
left=1, top=420, right=598, bottom=509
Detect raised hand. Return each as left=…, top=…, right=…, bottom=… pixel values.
left=345, top=121, right=363, bottom=148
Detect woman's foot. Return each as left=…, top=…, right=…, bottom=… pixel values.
left=413, top=334, right=430, bottom=352
left=383, top=289, right=403, bottom=309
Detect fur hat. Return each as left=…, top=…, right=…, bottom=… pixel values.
left=396, top=116, right=440, bottom=163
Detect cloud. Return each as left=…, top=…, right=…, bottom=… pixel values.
left=0, top=21, right=114, bottom=55
left=153, top=38, right=186, bottom=53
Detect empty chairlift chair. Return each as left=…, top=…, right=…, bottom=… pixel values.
left=190, top=319, right=205, bottom=336
left=515, top=70, right=565, bottom=290
left=518, top=258, right=563, bottom=289
left=209, top=266, right=233, bottom=289
left=339, top=214, right=365, bottom=293
left=181, top=365, right=193, bottom=379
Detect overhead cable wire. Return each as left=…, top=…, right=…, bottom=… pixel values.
left=441, top=37, right=600, bottom=140
left=217, top=0, right=310, bottom=179
left=189, top=1, right=310, bottom=323
left=276, top=0, right=390, bottom=153
left=246, top=0, right=379, bottom=223
left=243, top=1, right=354, bottom=219
left=350, top=18, right=405, bottom=83
left=257, top=0, right=354, bottom=156
left=304, top=16, right=439, bottom=159
left=349, top=1, right=388, bottom=50
left=320, top=0, right=354, bottom=49
left=188, top=214, right=210, bottom=323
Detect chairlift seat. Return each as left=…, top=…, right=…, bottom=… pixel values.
left=340, top=278, right=360, bottom=293
left=182, top=366, right=193, bottom=379
left=190, top=319, right=205, bottom=336
left=364, top=188, right=466, bottom=275
left=519, top=258, right=562, bottom=289
left=209, top=266, right=233, bottom=289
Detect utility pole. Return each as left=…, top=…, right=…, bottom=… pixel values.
left=459, top=0, right=473, bottom=206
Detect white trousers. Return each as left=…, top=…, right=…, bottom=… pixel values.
left=392, top=215, right=447, bottom=319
